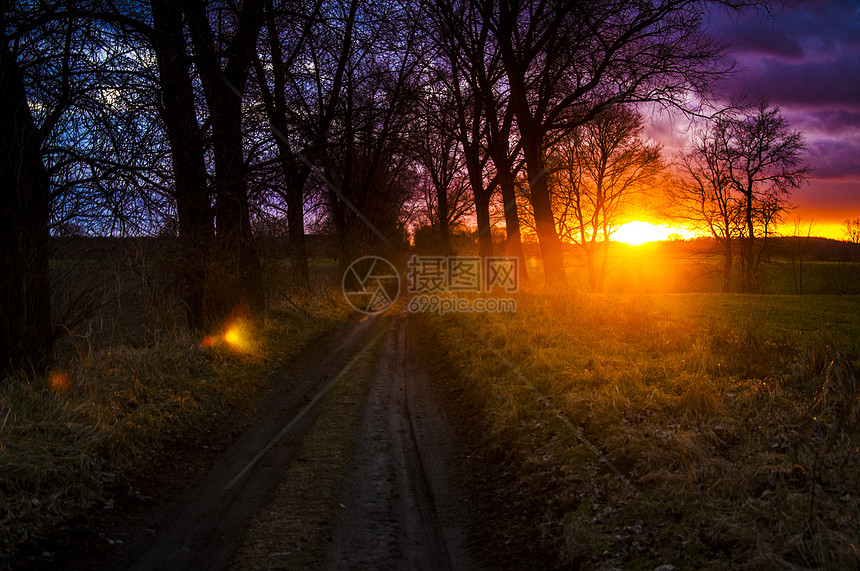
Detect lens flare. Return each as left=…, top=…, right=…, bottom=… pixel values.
left=223, top=320, right=253, bottom=353
left=48, top=371, right=72, bottom=391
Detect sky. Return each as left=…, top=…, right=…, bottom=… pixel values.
left=647, top=0, right=860, bottom=240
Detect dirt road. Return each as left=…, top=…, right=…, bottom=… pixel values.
left=323, top=315, right=474, bottom=570
left=124, top=316, right=387, bottom=570
left=45, top=313, right=483, bottom=570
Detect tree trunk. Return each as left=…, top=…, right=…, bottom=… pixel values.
left=497, top=167, right=528, bottom=283
left=722, top=239, right=733, bottom=293
left=0, top=38, right=53, bottom=376
left=598, top=241, right=609, bottom=293
left=185, top=0, right=265, bottom=317
left=151, top=0, right=213, bottom=328
left=474, top=188, right=493, bottom=259
left=464, top=148, right=493, bottom=259
left=522, top=139, right=565, bottom=287
left=269, top=121, right=310, bottom=289
left=584, top=247, right=598, bottom=292
left=285, top=167, right=311, bottom=288
left=435, top=182, right=453, bottom=256
left=743, top=187, right=755, bottom=292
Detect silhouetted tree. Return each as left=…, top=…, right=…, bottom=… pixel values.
left=0, top=17, right=53, bottom=375
left=720, top=99, right=810, bottom=291
left=553, top=105, right=663, bottom=292
left=788, top=217, right=814, bottom=295
left=322, top=2, right=423, bottom=267
left=670, top=115, right=743, bottom=292
left=150, top=0, right=213, bottom=327
left=481, top=0, right=743, bottom=287
left=844, top=218, right=860, bottom=246
left=411, top=111, right=472, bottom=255
left=251, top=0, right=360, bottom=289
left=184, top=0, right=266, bottom=315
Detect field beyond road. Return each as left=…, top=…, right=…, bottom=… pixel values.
left=423, top=292, right=860, bottom=569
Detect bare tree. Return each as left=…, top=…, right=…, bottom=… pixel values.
left=425, top=2, right=498, bottom=259
left=483, top=0, right=734, bottom=287
left=149, top=0, right=213, bottom=327
left=553, top=105, right=663, bottom=292
left=669, top=116, right=743, bottom=292
left=0, top=15, right=54, bottom=375
left=720, top=99, right=811, bottom=291
left=251, top=0, right=359, bottom=289
left=788, top=217, right=814, bottom=295
left=184, top=0, right=266, bottom=315
left=321, top=2, right=424, bottom=267
left=411, top=111, right=473, bottom=255
left=845, top=218, right=860, bottom=246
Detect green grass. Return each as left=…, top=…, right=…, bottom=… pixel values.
left=422, top=291, right=860, bottom=569
left=629, top=293, right=860, bottom=343
left=555, top=243, right=860, bottom=294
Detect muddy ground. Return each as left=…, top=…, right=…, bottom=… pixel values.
left=10, top=313, right=558, bottom=570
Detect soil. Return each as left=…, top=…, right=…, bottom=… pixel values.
left=9, top=313, right=559, bottom=570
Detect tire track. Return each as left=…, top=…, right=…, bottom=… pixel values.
left=122, top=315, right=388, bottom=571
left=323, top=315, right=474, bottom=570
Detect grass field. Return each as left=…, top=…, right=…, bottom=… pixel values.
left=423, top=291, right=860, bottom=569
left=549, top=240, right=860, bottom=295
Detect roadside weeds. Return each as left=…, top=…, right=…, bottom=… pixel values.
left=419, top=292, right=860, bottom=569
left=0, top=295, right=350, bottom=565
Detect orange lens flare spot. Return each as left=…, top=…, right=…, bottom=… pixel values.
left=48, top=371, right=72, bottom=391
left=223, top=321, right=253, bottom=353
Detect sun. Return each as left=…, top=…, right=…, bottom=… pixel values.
left=614, top=220, right=695, bottom=246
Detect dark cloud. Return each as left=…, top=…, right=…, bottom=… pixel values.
left=806, top=138, right=860, bottom=180
left=708, top=0, right=860, bottom=60
left=696, top=1, right=860, bottom=229
left=786, top=109, right=860, bottom=137
left=710, top=16, right=804, bottom=59
left=722, top=53, right=860, bottom=107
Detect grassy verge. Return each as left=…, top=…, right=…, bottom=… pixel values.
left=228, top=332, right=381, bottom=569
left=422, top=292, right=860, bottom=569
left=0, top=292, right=351, bottom=563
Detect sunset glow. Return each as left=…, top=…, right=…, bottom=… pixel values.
left=613, top=221, right=696, bottom=246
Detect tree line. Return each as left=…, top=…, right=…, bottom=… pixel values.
left=1, top=0, right=807, bottom=376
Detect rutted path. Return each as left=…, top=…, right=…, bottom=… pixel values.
left=124, top=316, right=388, bottom=571
left=56, top=312, right=483, bottom=571
left=323, top=315, right=474, bottom=570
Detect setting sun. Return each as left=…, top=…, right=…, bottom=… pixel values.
left=613, top=221, right=695, bottom=246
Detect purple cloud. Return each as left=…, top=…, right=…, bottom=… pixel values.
left=700, top=0, right=860, bottom=227
left=722, top=53, right=860, bottom=107
left=806, top=138, right=860, bottom=180
left=709, top=0, right=860, bottom=60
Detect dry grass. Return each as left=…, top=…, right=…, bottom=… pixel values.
left=0, top=275, right=350, bottom=563
left=424, top=291, right=860, bottom=569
